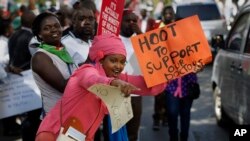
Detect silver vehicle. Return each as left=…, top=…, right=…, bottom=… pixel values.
left=175, top=1, right=228, bottom=59
left=211, top=2, right=250, bottom=126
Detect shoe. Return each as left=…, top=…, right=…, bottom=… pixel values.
left=152, top=120, right=160, bottom=131
left=3, top=123, right=21, bottom=136
left=3, top=130, right=21, bottom=136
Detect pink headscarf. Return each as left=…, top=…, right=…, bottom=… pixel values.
left=89, top=34, right=127, bottom=62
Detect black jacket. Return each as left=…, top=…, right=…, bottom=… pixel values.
left=8, top=28, right=33, bottom=70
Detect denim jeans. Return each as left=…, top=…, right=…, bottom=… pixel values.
left=165, top=92, right=193, bottom=141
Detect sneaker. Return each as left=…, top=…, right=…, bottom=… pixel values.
left=152, top=120, right=160, bottom=131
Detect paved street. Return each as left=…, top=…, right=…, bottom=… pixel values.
left=0, top=65, right=229, bottom=141
left=139, top=64, right=229, bottom=141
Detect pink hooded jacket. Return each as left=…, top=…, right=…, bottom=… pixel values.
left=36, top=34, right=166, bottom=141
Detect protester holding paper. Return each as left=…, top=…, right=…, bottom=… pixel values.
left=7, top=10, right=42, bottom=141
left=160, top=6, right=199, bottom=141
left=35, top=34, right=166, bottom=141
left=151, top=5, right=178, bottom=131
left=0, top=13, right=20, bottom=137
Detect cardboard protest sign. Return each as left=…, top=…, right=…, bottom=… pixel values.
left=0, top=70, right=42, bottom=119
left=97, top=0, right=125, bottom=36
left=88, top=84, right=133, bottom=133
left=131, top=15, right=212, bottom=87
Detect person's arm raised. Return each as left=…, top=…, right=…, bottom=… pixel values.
left=110, top=79, right=140, bottom=97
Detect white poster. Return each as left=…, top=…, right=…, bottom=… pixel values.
left=88, top=84, right=133, bottom=133
left=0, top=70, right=42, bottom=119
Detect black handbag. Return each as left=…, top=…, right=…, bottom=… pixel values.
left=187, top=82, right=200, bottom=99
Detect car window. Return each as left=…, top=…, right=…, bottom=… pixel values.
left=176, top=4, right=221, bottom=21
left=227, top=13, right=250, bottom=51
left=244, top=29, right=250, bottom=54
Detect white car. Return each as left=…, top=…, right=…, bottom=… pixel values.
left=211, top=1, right=250, bottom=126
left=175, top=1, right=228, bottom=59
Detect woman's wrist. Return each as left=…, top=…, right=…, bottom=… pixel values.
left=109, top=78, right=117, bottom=86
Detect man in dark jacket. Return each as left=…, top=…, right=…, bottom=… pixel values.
left=8, top=10, right=35, bottom=71
left=8, top=10, right=42, bottom=141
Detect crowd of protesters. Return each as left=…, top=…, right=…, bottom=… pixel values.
left=0, top=0, right=202, bottom=141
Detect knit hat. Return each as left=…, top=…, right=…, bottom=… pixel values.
left=89, top=34, right=127, bottom=62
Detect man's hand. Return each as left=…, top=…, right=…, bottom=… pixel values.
left=194, top=62, right=204, bottom=73
left=6, top=65, right=23, bottom=76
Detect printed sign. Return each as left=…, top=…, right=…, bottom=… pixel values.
left=131, top=15, right=212, bottom=87
left=0, top=70, right=42, bottom=119
left=88, top=84, right=133, bottom=133
left=97, top=0, right=125, bottom=36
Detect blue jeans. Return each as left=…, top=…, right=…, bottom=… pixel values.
left=166, top=92, right=193, bottom=141
left=107, top=115, right=129, bottom=141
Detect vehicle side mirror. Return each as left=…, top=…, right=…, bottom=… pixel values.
left=211, top=34, right=225, bottom=49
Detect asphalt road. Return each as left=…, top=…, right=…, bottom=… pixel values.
left=139, top=64, right=229, bottom=141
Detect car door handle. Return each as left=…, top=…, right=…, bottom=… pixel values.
left=230, top=62, right=235, bottom=71
left=237, top=65, right=243, bottom=73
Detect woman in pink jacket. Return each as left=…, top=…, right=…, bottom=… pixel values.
left=35, top=34, right=166, bottom=141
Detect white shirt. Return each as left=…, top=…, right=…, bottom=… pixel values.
left=0, top=36, right=9, bottom=79
left=0, top=36, right=9, bottom=66
left=141, top=17, right=148, bottom=33
left=28, top=37, right=40, bottom=56
left=32, top=49, right=77, bottom=114
left=120, top=35, right=142, bottom=97
left=61, top=32, right=92, bottom=66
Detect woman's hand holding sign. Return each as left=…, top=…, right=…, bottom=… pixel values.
left=194, top=62, right=204, bottom=73
left=110, top=79, right=140, bottom=97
